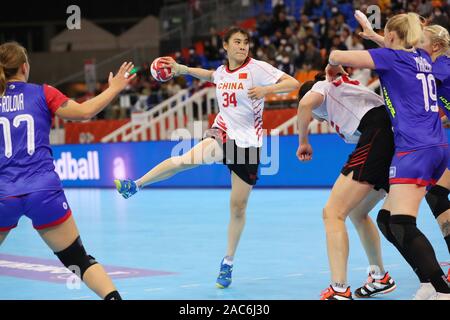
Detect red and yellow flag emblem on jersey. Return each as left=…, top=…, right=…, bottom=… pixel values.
left=239, top=73, right=247, bottom=80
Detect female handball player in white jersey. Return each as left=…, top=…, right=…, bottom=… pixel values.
left=297, top=72, right=396, bottom=299
left=115, top=27, right=300, bottom=288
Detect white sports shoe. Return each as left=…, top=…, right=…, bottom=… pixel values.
left=428, top=292, right=450, bottom=300
left=412, top=283, right=436, bottom=300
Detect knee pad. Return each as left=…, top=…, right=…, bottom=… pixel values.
left=425, top=185, right=450, bottom=219
left=389, top=215, right=420, bottom=249
left=55, top=236, right=98, bottom=280
left=376, top=209, right=393, bottom=242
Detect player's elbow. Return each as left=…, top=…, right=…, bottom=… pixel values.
left=329, top=50, right=346, bottom=65
left=80, top=112, right=93, bottom=121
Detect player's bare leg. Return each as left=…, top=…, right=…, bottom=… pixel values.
left=349, top=189, right=397, bottom=298
left=136, top=138, right=223, bottom=187
left=323, top=172, right=373, bottom=290
left=38, top=216, right=119, bottom=299
left=116, top=138, right=223, bottom=198
left=349, top=189, right=386, bottom=274
left=216, top=172, right=253, bottom=289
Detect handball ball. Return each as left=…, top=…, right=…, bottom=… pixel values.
left=150, top=57, right=173, bottom=82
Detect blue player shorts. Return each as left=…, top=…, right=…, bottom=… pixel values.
left=0, top=190, right=72, bottom=232
left=389, top=145, right=449, bottom=187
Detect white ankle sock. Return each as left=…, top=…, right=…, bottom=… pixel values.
left=371, top=271, right=386, bottom=280
left=332, top=283, right=348, bottom=293
left=223, top=256, right=234, bottom=266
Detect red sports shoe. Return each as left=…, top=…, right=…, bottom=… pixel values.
left=320, top=286, right=353, bottom=300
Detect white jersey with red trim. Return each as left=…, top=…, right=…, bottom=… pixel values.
left=211, top=58, right=284, bottom=148
left=307, top=76, right=385, bottom=144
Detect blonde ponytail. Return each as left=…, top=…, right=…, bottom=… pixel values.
left=386, top=13, right=424, bottom=49
left=405, top=13, right=423, bottom=48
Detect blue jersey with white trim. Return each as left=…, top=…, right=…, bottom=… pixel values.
left=368, top=48, right=447, bottom=151
left=0, top=82, right=66, bottom=197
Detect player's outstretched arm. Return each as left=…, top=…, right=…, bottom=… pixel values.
left=355, top=10, right=385, bottom=48
left=248, top=74, right=300, bottom=100
left=327, top=50, right=375, bottom=80
left=56, top=62, right=137, bottom=121
left=159, top=56, right=214, bottom=82
left=296, top=91, right=324, bottom=162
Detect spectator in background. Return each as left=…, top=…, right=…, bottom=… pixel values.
left=187, top=48, right=202, bottom=67
left=174, top=51, right=186, bottom=65
left=346, top=33, right=364, bottom=50
left=418, top=0, right=433, bottom=17
left=273, top=10, right=290, bottom=33
left=330, top=35, right=348, bottom=51
left=431, top=6, right=450, bottom=29
left=278, top=53, right=295, bottom=75
left=296, top=14, right=312, bottom=39
left=294, top=42, right=307, bottom=70
left=204, top=27, right=222, bottom=61
left=303, top=0, right=325, bottom=21
left=257, top=13, right=274, bottom=37
left=166, top=78, right=182, bottom=97
left=304, top=39, right=323, bottom=70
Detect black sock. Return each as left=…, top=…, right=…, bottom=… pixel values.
left=390, top=215, right=450, bottom=293
left=376, top=210, right=429, bottom=283
left=104, top=290, right=122, bottom=300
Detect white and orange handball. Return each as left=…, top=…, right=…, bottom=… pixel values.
left=150, top=57, right=173, bottom=82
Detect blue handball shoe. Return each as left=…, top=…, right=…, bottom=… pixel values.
left=216, top=259, right=233, bottom=289
left=114, top=179, right=139, bottom=199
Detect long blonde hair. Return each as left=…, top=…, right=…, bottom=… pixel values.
left=0, top=42, right=28, bottom=96
left=424, top=24, right=450, bottom=57
left=385, top=13, right=423, bottom=49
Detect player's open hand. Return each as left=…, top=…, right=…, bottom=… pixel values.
left=159, top=56, right=188, bottom=76
left=297, top=143, right=313, bottom=162
left=108, top=62, right=137, bottom=92
left=355, top=10, right=378, bottom=40
left=248, top=86, right=269, bottom=100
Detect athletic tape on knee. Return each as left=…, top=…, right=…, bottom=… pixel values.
left=55, top=236, right=98, bottom=279
left=426, top=185, right=450, bottom=219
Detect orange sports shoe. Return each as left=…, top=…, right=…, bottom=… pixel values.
left=320, top=286, right=353, bottom=300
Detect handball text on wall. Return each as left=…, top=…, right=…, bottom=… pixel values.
left=54, top=151, right=100, bottom=181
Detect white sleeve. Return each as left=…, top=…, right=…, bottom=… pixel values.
left=211, top=66, right=223, bottom=84
left=310, top=81, right=329, bottom=96
left=251, top=60, right=285, bottom=87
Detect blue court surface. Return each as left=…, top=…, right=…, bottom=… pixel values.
left=0, top=188, right=448, bottom=300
